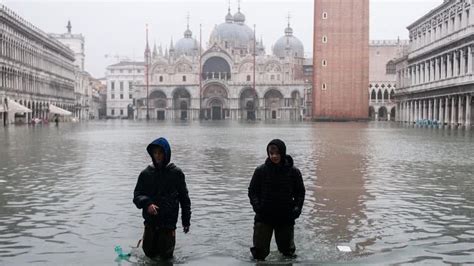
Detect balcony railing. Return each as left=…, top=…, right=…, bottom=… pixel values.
left=398, top=73, right=474, bottom=94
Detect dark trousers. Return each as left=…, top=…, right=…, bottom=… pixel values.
left=142, top=224, right=176, bottom=259
left=250, top=222, right=296, bottom=260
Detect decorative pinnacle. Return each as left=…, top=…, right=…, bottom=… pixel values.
left=186, top=12, right=190, bottom=30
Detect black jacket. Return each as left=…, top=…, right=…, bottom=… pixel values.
left=133, top=137, right=191, bottom=229
left=248, top=155, right=305, bottom=225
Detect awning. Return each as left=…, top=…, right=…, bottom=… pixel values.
left=8, top=99, right=32, bottom=113
left=49, top=104, right=72, bottom=116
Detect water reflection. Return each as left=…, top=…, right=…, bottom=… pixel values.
left=310, top=123, right=370, bottom=259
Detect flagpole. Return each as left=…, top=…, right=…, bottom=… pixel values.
left=145, top=24, right=150, bottom=121
left=199, top=23, right=203, bottom=120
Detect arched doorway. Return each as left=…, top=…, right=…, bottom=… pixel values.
left=203, top=83, right=228, bottom=120
left=173, top=87, right=191, bottom=121
left=209, top=98, right=223, bottom=120
left=369, top=106, right=376, bottom=120
left=180, top=101, right=188, bottom=120
left=264, top=89, right=283, bottom=120
left=149, top=90, right=167, bottom=120
left=390, top=107, right=396, bottom=121
left=378, top=106, right=387, bottom=121
left=240, top=88, right=258, bottom=121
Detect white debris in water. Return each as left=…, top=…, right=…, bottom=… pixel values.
left=337, top=245, right=352, bottom=252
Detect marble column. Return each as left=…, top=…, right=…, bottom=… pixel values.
left=447, top=53, right=453, bottom=78
left=466, top=94, right=471, bottom=127
left=428, top=99, right=432, bottom=120
left=451, top=97, right=457, bottom=126
left=468, top=46, right=473, bottom=74
left=445, top=97, right=450, bottom=125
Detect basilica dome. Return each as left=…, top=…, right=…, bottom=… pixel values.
left=175, top=27, right=200, bottom=57
left=273, top=25, right=304, bottom=58
left=209, top=8, right=254, bottom=49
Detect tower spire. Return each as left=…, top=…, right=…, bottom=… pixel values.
left=67, top=20, right=72, bottom=34
left=144, top=24, right=151, bottom=61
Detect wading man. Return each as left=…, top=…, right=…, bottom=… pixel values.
left=248, top=139, right=305, bottom=260
left=133, top=137, right=191, bottom=259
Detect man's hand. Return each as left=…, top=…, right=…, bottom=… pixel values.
left=147, top=204, right=159, bottom=215
left=183, top=226, right=190, bottom=234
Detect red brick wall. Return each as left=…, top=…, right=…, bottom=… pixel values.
left=313, top=0, right=369, bottom=120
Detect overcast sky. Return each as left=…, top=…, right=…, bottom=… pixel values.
left=3, top=0, right=442, bottom=77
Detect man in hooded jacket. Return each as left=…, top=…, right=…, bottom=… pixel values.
left=133, top=137, right=191, bottom=259
left=248, top=139, right=306, bottom=260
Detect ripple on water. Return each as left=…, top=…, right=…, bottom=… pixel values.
left=0, top=121, right=473, bottom=264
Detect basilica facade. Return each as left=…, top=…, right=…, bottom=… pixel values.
left=131, top=7, right=308, bottom=121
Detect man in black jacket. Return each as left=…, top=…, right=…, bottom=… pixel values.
left=133, top=137, right=191, bottom=259
left=248, top=139, right=305, bottom=260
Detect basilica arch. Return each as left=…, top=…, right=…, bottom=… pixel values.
left=202, top=83, right=229, bottom=120
left=172, top=87, right=191, bottom=120
left=149, top=90, right=167, bottom=120
left=202, top=56, right=232, bottom=81
left=264, top=88, right=283, bottom=120
left=239, top=87, right=259, bottom=120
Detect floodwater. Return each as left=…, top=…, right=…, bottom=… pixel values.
left=0, top=121, right=473, bottom=265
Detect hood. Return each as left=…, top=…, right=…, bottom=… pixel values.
left=267, top=139, right=286, bottom=158
left=146, top=137, right=171, bottom=168
left=266, top=139, right=293, bottom=167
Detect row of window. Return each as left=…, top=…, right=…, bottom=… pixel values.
left=110, top=94, right=133, bottom=100
left=411, top=8, right=470, bottom=49
left=0, top=32, right=75, bottom=79
left=321, top=11, right=328, bottom=91
left=399, top=47, right=471, bottom=87
left=157, top=75, right=187, bottom=82
left=110, top=109, right=125, bottom=115
left=1, top=67, right=74, bottom=98
left=110, top=69, right=142, bottom=74
left=110, top=81, right=134, bottom=91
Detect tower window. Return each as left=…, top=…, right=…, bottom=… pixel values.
left=322, top=36, right=328, bottom=43
left=322, top=60, right=327, bottom=67
left=322, top=12, right=328, bottom=20
left=159, top=76, right=163, bottom=82
left=322, top=83, right=327, bottom=90
left=247, top=75, right=251, bottom=81
left=182, top=75, right=186, bottom=82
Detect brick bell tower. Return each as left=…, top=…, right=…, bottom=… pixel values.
left=312, top=0, right=369, bottom=121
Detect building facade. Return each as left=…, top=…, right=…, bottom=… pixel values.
left=369, top=40, right=409, bottom=121
left=106, top=61, right=145, bottom=119
left=131, top=7, right=307, bottom=121
left=395, top=0, right=473, bottom=128
left=50, top=22, right=97, bottom=120
left=312, top=0, right=370, bottom=121
left=0, top=4, right=75, bottom=125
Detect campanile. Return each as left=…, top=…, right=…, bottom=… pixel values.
left=313, top=0, right=369, bottom=120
